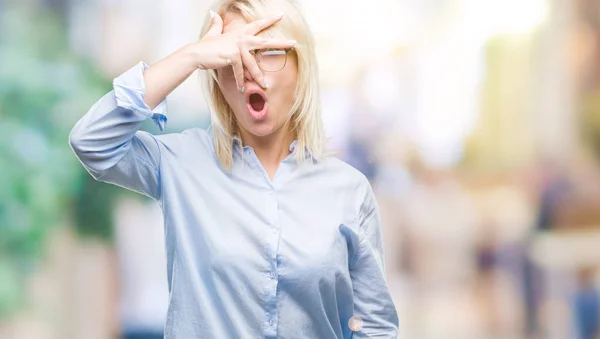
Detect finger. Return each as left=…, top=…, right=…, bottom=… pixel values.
left=244, top=13, right=283, bottom=35
left=231, top=54, right=245, bottom=92
left=204, top=10, right=224, bottom=37
left=245, top=36, right=297, bottom=50
left=240, top=49, right=266, bottom=88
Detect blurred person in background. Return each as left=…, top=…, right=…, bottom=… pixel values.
left=573, top=267, right=600, bottom=339
left=68, top=0, right=399, bottom=338
left=114, top=199, right=169, bottom=339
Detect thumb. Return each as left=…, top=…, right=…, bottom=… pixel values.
left=204, top=10, right=224, bottom=37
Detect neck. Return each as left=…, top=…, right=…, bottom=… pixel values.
left=239, top=125, right=295, bottom=167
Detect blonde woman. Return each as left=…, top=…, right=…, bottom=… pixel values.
left=69, top=0, right=398, bottom=338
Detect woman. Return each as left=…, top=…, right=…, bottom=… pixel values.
left=69, top=0, right=399, bottom=338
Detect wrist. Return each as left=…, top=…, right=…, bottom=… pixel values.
left=178, top=42, right=201, bottom=71
left=182, top=42, right=206, bottom=70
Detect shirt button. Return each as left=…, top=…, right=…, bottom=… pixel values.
left=269, top=318, right=275, bottom=326
left=272, top=228, right=278, bottom=234
left=268, top=272, right=275, bottom=279
left=348, top=316, right=363, bottom=331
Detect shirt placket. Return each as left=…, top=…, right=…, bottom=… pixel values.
left=245, top=147, right=281, bottom=338
left=264, top=188, right=280, bottom=338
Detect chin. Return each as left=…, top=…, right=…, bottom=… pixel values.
left=241, top=121, right=278, bottom=138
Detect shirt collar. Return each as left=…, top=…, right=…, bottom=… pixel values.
left=233, top=135, right=306, bottom=155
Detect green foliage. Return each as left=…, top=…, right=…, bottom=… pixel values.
left=0, top=4, right=121, bottom=317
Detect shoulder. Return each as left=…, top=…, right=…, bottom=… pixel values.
left=313, top=156, right=378, bottom=226
left=318, top=156, right=370, bottom=187
left=136, top=127, right=214, bottom=160
left=149, top=127, right=211, bottom=149
left=313, top=156, right=373, bottom=204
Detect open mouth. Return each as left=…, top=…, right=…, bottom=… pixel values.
left=249, top=93, right=265, bottom=111
left=246, top=90, right=268, bottom=120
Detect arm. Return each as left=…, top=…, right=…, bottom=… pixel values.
left=142, top=44, right=200, bottom=110
left=69, top=32, right=204, bottom=200
left=68, top=59, right=185, bottom=200
left=349, top=179, right=399, bottom=338
left=69, top=12, right=296, bottom=198
left=69, top=32, right=210, bottom=200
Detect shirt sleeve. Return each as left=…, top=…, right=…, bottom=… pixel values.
left=68, top=61, right=168, bottom=200
left=349, top=178, right=399, bottom=338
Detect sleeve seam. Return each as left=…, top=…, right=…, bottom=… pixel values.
left=133, top=155, right=159, bottom=172
left=349, top=177, right=376, bottom=270
left=152, top=134, right=163, bottom=201
left=349, top=237, right=366, bottom=270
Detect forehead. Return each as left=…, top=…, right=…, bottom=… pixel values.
left=222, top=14, right=248, bottom=34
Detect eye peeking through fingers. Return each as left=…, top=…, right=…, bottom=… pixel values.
left=253, top=48, right=293, bottom=72
left=218, top=47, right=293, bottom=78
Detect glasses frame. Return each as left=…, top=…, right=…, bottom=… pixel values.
left=217, top=48, right=293, bottom=78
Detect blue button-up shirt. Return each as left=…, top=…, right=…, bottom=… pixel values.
left=69, top=62, right=399, bottom=339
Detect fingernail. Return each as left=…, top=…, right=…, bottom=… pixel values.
left=210, top=10, right=215, bottom=18
left=277, top=12, right=284, bottom=18
left=289, top=40, right=297, bottom=46
left=241, top=86, right=245, bottom=93
left=264, top=81, right=270, bottom=88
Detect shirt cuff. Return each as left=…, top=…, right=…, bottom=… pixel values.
left=113, top=61, right=168, bottom=132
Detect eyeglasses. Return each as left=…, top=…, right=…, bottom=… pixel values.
left=217, top=48, right=293, bottom=78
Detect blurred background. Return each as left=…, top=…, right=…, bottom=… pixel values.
left=2, top=0, right=600, bottom=338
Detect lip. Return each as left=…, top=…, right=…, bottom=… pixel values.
left=245, top=88, right=268, bottom=120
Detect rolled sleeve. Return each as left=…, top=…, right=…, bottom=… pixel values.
left=113, top=61, right=168, bottom=132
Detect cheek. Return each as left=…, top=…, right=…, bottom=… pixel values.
left=269, top=70, right=297, bottom=103
left=282, top=63, right=298, bottom=97
left=278, top=73, right=297, bottom=109
left=218, top=79, right=241, bottom=105
left=217, top=77, right=236, bottom=93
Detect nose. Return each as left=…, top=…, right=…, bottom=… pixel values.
left=243, top=63, right=266, bottom=87
left=243, top=66, right=253, bottom=83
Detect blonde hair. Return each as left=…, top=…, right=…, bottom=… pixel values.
left=199, top=0, right=326, bottom=170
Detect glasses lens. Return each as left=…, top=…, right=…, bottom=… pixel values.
left=256, top=49, right=287, bottom=72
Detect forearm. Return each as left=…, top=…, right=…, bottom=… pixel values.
left=143, top=43, right=201, bottom=110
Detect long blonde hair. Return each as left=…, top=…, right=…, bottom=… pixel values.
left=199, top=0, right=326, bottom=170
